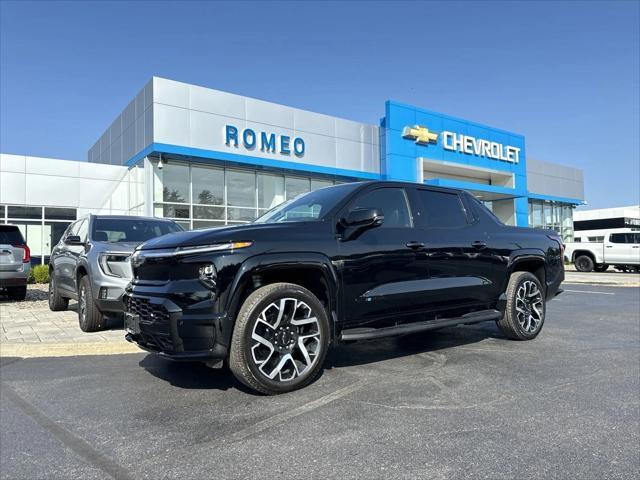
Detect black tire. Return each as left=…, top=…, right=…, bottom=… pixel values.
left=497, top=271, right=546, bottom=341
left=78, top=275, right=105, bottom=332
left=7, top=286, right=27, bottom=301
left=574, top=255, right=594, bottom=272
left=228, top=282, right=330, bottom=395
left=48, top=273, right=69, bottom=311
left=594, top=264, right=609, bottom=272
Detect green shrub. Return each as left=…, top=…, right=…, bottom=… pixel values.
left=28, top=264, right=50, bottom=284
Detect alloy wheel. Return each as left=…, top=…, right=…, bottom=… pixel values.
left=79, top=285, right=87, bottom=323
left=515, top=280, right=543, bottom=334
left=250, top=297, right=322, bottom=382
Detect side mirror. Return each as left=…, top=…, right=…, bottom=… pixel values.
left=340, top=208, right=384, bottom=240
left=65, top=235, right=84, bottom=245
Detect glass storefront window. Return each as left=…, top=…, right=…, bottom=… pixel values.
left=227, top=170, right=256, bottom=208
left=154, top=203, right=190, bottom=219
left=45, top=207, right=76, bottom=220
left=155, top=163, right=189, bottom=203
left=193, top=166, right=224, bottom=206
left=8, top=206, right=42, bottom=219
left=530, top=200, right=543, bottom=228
left=228, top=207, right=257, bottom=222
left=285, top=177, right=310, bottom=200
left=258, top=174, right=285, bottom=209
left=152, top=160, right=342, bottom=229
left=193, top=220, right=225, bottom=230
left=193, top=205, right=225, bottom=220
left=311, top=179, right=333, bottom=191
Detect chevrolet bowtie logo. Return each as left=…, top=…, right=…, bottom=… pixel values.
left=402, top=125, right=439, bottom=145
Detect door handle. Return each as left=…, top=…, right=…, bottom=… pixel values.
left=472, top=240, right=487, bottom=249
left=406, top=241, right=425, bottom=251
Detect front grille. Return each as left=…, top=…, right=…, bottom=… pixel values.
left=126, top=297, right=170, bottom=325
left=133, top=257, right=200, bottom=282
left=126, top=296, right=175, bottom=351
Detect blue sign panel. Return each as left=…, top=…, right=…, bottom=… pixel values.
left=381, top=100, right=528, bottom=226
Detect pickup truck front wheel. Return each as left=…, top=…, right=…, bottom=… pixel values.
left=78, top=276, right=105, bottom=332
left=229, top=283, right=329, bottom=395
left=574, top=255, right=594, bottom=272
left=497, top=272, right=545, bottom=340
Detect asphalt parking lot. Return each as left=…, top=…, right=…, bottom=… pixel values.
left=1, top=283, right=639, bottom=480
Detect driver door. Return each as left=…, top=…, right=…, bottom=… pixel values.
left=337, top=186, right=430, bottom=326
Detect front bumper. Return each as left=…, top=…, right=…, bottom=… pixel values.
left=123, top=285, right=228, bottom=362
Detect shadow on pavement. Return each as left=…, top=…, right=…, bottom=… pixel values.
left=326, top=321, right=503, bottom=369
left=138, top=355, right=240, bottom=392
left=138, top=320, right=503, bottom=391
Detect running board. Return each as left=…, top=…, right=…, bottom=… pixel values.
left=339, top=309, right=502, bottom=341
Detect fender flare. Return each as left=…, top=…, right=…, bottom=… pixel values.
left=221, top=252, right=341, bottom=343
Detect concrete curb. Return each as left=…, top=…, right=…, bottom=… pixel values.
left=0, top=341, right=141, bottom=358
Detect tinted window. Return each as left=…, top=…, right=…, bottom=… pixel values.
left=610, top=233, right=627, bottom=244
left=92, top=218, right=183, bottom=243
left=0, top=225, right=25, bottom=245
left=414, top=190, right=468, bottom=228
left=349, top=188, right=412, bottom=228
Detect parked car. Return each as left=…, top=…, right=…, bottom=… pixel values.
left=565, top=229, right=640, bottom=272
left=48, top=215, right=183, bottom=331
left=124, top=181, right=565, bottom=394
left=0, top=224, right=31, bottom=301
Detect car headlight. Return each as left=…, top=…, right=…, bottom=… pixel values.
left=175, top=241, right=253, bottom=256
left=99, top=253, right=132, bottom=278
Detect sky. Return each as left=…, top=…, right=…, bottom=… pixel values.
left=1, top=0, right=638, bottom=209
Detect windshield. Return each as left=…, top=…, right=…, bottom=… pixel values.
left=92, top=218, right=183, bottom=243
left=254, top=183, right=358, bottom=224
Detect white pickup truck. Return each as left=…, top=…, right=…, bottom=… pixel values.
left=565, top=229, right=640, bottom=272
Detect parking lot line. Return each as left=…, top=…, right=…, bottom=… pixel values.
left=563, top=289, right=616, bottom=295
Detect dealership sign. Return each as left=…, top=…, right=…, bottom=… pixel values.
left=225, top=125, right=305, bottom=157
left=402, top=125, right=521, bottom=163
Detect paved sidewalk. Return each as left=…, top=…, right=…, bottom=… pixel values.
left=564, top=266, right=640, bottom=287
left=1, top=284, right=127, bottom=345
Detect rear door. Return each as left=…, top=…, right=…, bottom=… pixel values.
left=606, top=233, right=632, bottom=263
left=0, top=226, right=26, bottom=276
left=338, top=186, right=431, bottom=325
left=408, top=187, right=499, bottom=313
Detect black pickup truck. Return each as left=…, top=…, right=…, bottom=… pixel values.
left=124, top=181, right=564, bottom=394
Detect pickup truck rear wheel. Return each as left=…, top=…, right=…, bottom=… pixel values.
left=78, top=276, right=105, bottom=332
left=574, top=255, right=594, bottom=272
left=48, top=274, right=69, bottom=311
left=497, top=271, right=545, bottom=340
left=229, top=282, right=329, bottom=395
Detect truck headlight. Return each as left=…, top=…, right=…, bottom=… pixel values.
left=176, top=241, right=253, bottom=256
left=199, top=263, right=217, bottom=289
left=99, top=253, right=132, bottom=278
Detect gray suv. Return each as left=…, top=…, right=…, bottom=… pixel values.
left=48, top=215, right=182, bottom=331
left=0, top=225, right=31, bottom=301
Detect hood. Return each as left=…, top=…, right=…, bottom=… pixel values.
left=137, top=223, right=295, bottom=250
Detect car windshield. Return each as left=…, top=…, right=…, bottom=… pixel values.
left=254, top=183, right=358, bottom=224
left=92, top=218, right=183, bottom=243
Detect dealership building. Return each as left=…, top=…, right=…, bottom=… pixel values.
left=1, top=77, right=585, bottom=263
